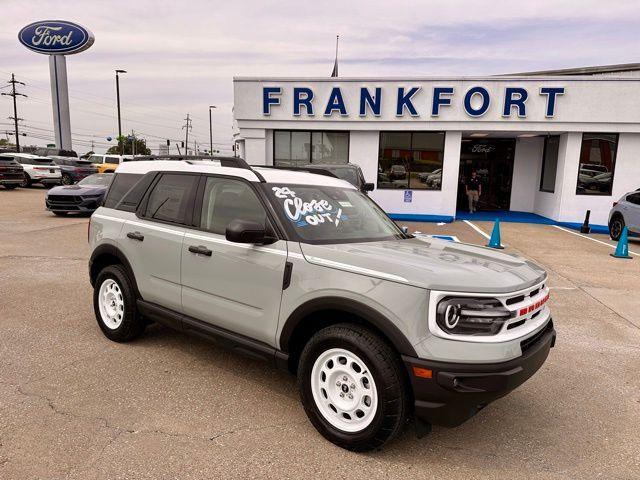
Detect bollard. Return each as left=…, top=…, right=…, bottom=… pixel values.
left=610, top=226, right=633, bottom=259
left=580, top=210, right=591, bottom=234
left=486, top=219, right=504, bottom=249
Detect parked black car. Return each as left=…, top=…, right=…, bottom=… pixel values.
left=45, top=173, right=113, bottom=215
left=34, top=147, right=78, bottom=158
left=0, top=154, right=24, bottom=189
left=302, top=163, right=374, bottom=193
left=51, top=158, right=99, bottom=185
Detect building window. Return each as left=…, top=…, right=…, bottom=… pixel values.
left=377, top=132, right=445, bottom=190
left=273, top=130, right=349, bottom=166
left=539, top=136, right=560, bottom=193
left=576, top=133, right=618, bottom=196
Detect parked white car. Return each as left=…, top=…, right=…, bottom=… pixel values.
left=609, top=191, right=640, bottom=240
left=12, top=154, right=62, bottom=187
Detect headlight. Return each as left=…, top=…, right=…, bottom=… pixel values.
left=436, top=296, right=512, bottom=336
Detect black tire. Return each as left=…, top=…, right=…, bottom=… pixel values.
left=53, top=211, right=68, bottom=216
left=609, top=214, right=625, bottom=241
left=297, top=323, right=408, bottom=452
left=61, top=173, right=73, bottom=185
left=20, top=173, right=31, bottom=188
left=4, top=184, right=18, bottom=190
left=93, top=264, right=145, bottom=342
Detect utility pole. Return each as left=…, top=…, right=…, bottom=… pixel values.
left=115, top=70, right=126, bottom=155
left=209, top=105, right=216, bottom=156
left=2, top=74, right=27, bottom=152
left=182, top=114, right=192, bottom=156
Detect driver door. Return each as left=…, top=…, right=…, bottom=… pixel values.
left=180, top=176, right=287, bottom=345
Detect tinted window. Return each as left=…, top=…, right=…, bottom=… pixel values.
left=577, top=133, right=618, bottom=196
left=145, top=174, right=198, bottom=224
left=627, top=193, right=640, bottom=205
left=200, top=177, right=266, bottom=234
left=103, top=173, right=144, bottom=208
left=540, top=136, right=559, bottom=193
left=274, top=130, right=349, bottom=166
left=378, top=131, right=445, bottom=190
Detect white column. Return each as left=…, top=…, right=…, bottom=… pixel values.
left=48, top=55, right=72, bottom=150
left=441, top=131, right=462, bottom=218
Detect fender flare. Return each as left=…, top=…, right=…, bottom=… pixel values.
left=89, top=244, right=141, bottom=298
left=279, top=296, right=417, bottom=357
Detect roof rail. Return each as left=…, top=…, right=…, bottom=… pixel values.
left=250, top=165, right=338, bottom=179
left=133, top=155, right=266, bottom=182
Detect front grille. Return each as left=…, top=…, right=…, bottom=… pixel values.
left=520, top=320, right=554, bottom=353
left=48, top=195, right=81, bottom=204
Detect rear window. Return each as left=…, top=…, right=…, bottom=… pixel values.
left=0, top=155, right=15, bottom=163
left=103, top=173, right=144, bottom=209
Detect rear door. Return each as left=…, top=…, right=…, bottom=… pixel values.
left=118, top=172, right=199, bottom=312
left=180, top=176, right=287, bottom=345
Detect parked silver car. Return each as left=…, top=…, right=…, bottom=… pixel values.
left=88, top=158, right=555, bottom=451
left=609, top=191, right=640, bottom=240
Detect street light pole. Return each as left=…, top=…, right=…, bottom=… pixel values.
left=115, top=69, right=127, bottom=155
left=209, top=105, right=216, bottom=156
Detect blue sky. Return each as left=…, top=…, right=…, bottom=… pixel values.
left=1, top=0, right=639, bottom=154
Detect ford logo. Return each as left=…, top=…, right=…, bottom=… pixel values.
left=18, top=20, right=94, bottom=55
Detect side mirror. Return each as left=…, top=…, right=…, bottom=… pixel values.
left=226, top=219, right=274, bottom=244
left=363, top=182, right=375, bottom=192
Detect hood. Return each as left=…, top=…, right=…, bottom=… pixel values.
left=299, top=236, right=546, bottom=293
left=47, top=184, right=107, bottom=196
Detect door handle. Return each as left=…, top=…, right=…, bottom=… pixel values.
left=188, top=245, right=212, bottom=256
left=127, top=231, right=144, bottom=241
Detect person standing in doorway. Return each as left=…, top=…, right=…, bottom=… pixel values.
left=465, top=170, right=481, bottom=213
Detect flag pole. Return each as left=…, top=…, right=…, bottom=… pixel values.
left=331, top=35, right=340, bottom=77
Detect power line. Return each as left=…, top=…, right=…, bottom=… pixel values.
left=1, top=74, right=27, bottom=152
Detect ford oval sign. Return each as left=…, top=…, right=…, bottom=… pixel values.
left=18, top=20, right=94, bottom=55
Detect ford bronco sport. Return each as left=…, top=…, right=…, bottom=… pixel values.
left=88, top=157, right=556, bottom=451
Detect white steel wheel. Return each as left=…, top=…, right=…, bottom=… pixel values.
left=98, top=278, right=125, bottom=330
left=310, top=348, right=379, bottom=433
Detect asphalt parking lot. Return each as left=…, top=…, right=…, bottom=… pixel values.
left=1, top=187, right=639, bottom=479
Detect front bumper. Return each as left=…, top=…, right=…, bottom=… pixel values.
left=46, top=196, right=102, bottom=213
left=38, top=177, right=62, bottom=185
left=403, top=319, right=556, bottom=427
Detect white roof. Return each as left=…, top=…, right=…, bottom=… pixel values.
left=116, top=160, right=355, bottom=189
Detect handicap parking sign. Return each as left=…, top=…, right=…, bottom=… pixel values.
left=404, top=190, right=412, bottom=203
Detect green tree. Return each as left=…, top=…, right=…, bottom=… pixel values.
left=106, top=135, right=151, bottom=155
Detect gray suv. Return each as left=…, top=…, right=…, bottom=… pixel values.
left=88, top=158, right=556, bottom=451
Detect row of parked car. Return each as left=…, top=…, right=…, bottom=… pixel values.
left=0, top=148, right=133, bottom=189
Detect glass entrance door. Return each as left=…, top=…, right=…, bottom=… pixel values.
left=457, top=138, right=516, bottom=212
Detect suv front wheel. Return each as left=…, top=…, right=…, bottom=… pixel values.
left=93, top=265, right=145, bottom=342
left=297, top=324, right=408, bottom=451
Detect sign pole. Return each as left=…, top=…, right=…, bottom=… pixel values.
left=48, top=55, right=72, bottom=150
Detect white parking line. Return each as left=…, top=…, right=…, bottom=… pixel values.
left=552, top=225, right=639, bottom=257
left=462, top=220, right=491, bottom=240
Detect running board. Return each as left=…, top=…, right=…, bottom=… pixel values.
left=136, top=299, right=289, bottom=370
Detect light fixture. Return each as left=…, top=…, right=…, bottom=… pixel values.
left=469, top=133, right=489, bottom=137
left=517, top=134, right=539, bottom=138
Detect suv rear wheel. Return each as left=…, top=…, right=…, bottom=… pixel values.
left=93, top=265, right=145, bottom=342
left=297, top=324, right=408, bottom=451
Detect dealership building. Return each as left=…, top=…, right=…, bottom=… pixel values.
left=232, top=64, right=640, bottom=229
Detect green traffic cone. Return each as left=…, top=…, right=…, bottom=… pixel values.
left=610, top=226, right=633, bottom=259
left=487, top=219, right=504, bottom=249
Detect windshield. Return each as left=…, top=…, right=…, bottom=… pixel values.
left=87, top=155, right=103, bottom=164
left=78, top=173, right=113, bottom=186
left=265, top=184, right=406, bottom=244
